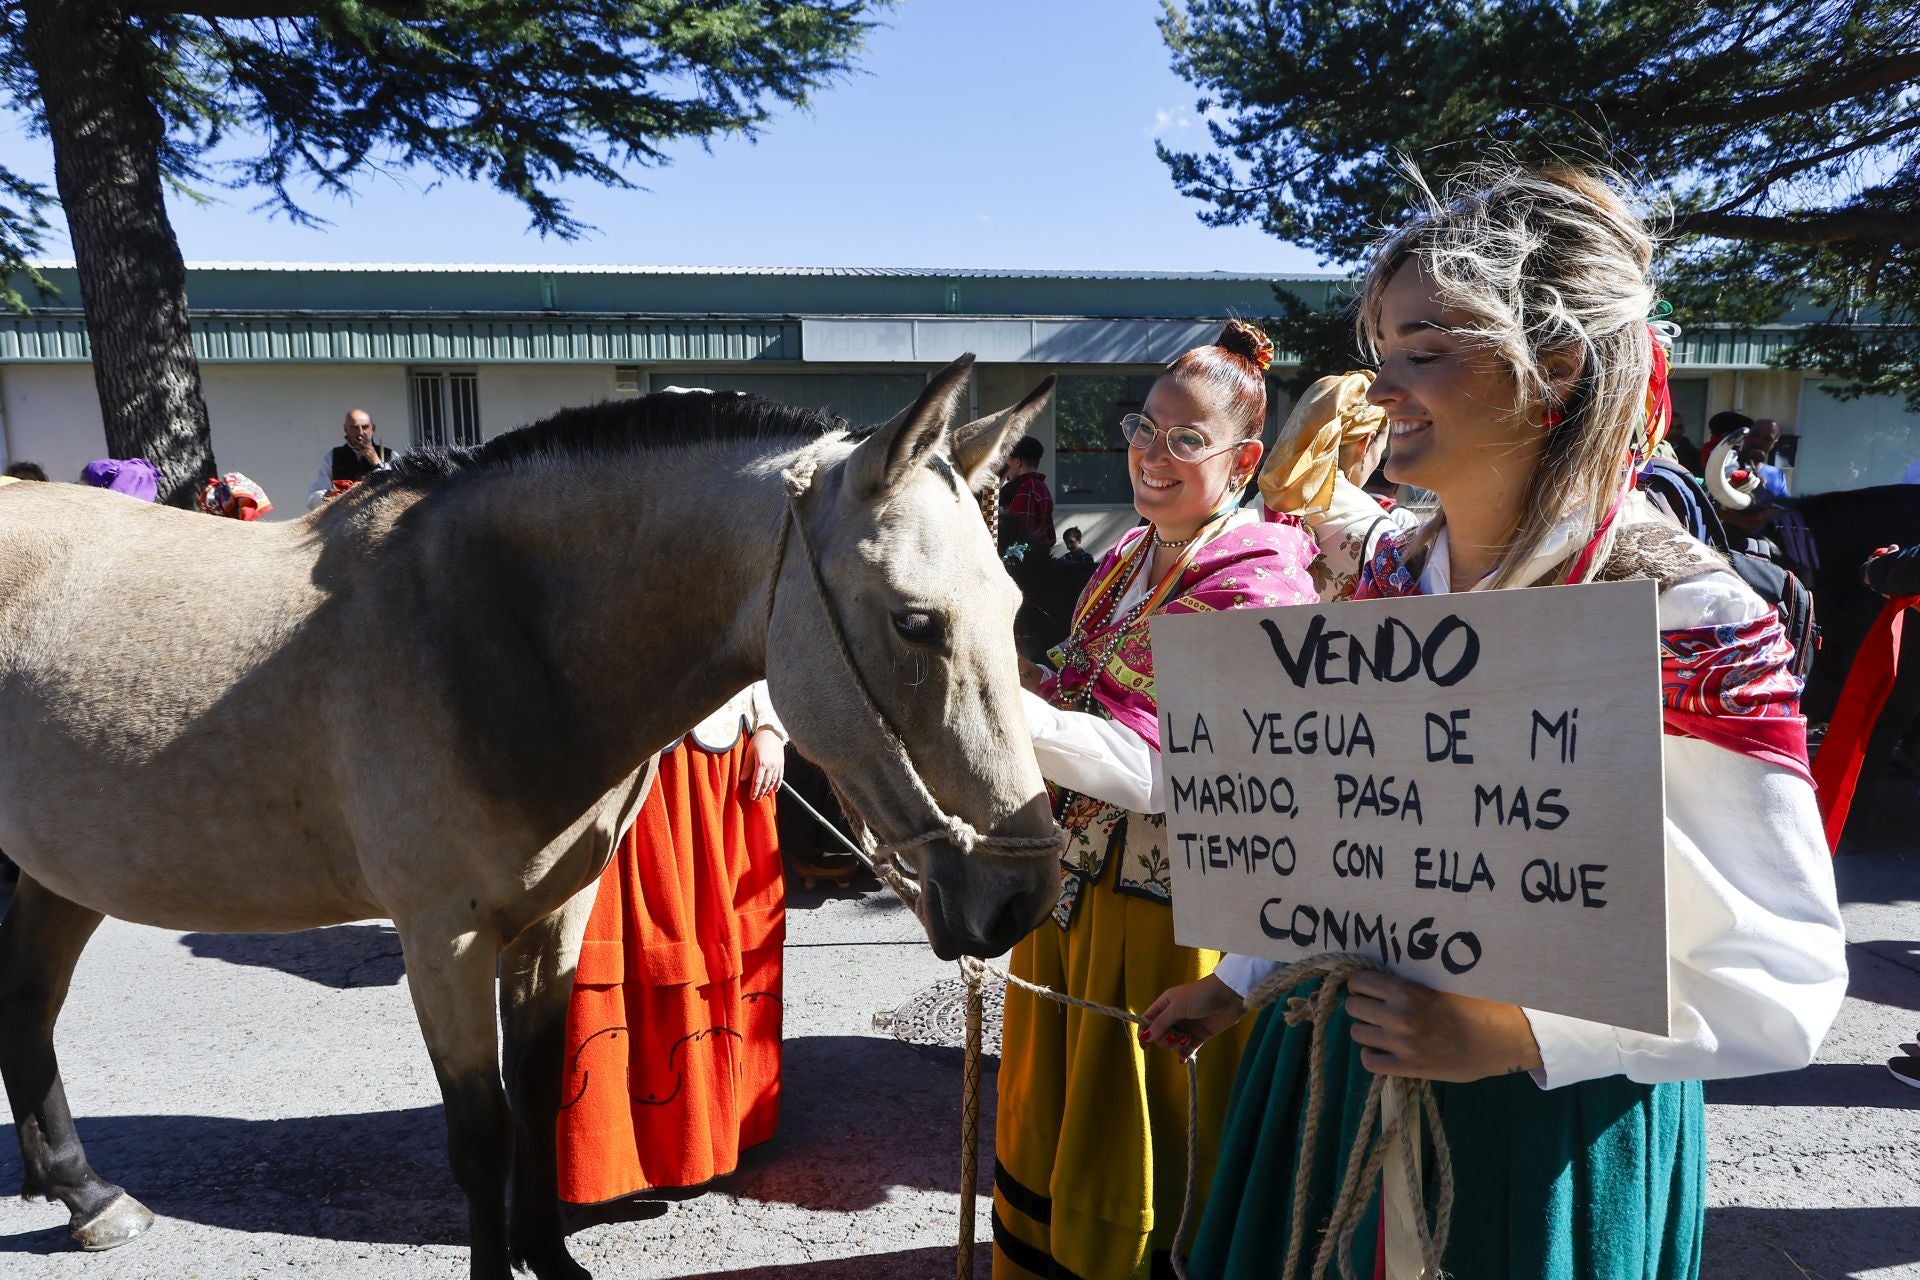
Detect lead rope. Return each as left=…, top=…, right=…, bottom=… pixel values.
left=766, top=453, right=1452, bottom=1279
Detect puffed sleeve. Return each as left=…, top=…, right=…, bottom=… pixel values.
left=1522, top=573, right=1847, bottom=1087
left=749, top=681, right=786, bottom=741
left=1021, top=690, right=1161, bottom=814
left=1307, top=474, right=1419, bottom=582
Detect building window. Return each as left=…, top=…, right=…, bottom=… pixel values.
left=1055, top=373, right=1156, bottom=504
left=410, top=370, right=481, bottom=447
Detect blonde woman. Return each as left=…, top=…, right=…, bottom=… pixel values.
left=1144, top=167, right=1847, bottom=1278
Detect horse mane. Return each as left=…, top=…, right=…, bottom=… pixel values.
left=371, top=391, right=850, bottom=488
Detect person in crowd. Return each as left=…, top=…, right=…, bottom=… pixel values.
left=79, top=458, right=160, bottom=501
left=3, top=461, right=46, bottom=481
left=1743, top=418, right=1792, bottom=498
left=1257, top=368, right=1418, bottom=601
left=1666, top=428, right=1704, bottom=475
left=1857, top=543, right=1920, bottom=1091
left=999, top=434, right=1057, bottom=558
left=558, top=682, right=789, bottom=1202
left=196, top=472, right=274, bottom=520
left=995, top=321, right=1320, bottom=1280
left=1703, top=409, right=1753, bottom=464
left=306, top=408, right=394, bottom=509
left=1059, top=525, right=1094, bottom=565
left=1142, top=166, right=1847, bottom=1279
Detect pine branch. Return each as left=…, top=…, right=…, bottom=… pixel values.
left=1673, top=206, right=1920, bottom=243
left=1646, top=50, right=1920, bottom=128
left=133, top=1, right=428, bottom=16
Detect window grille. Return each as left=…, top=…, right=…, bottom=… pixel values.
left=409, top=370, right=482, bottom=447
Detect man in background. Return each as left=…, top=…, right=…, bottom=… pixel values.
left=3, top=461, right=46, bottom=482
left=307, top=407, right=395, bottom=509
left=999, top=434, right=1056, bottom=559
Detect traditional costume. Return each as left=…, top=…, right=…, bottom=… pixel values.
left=995, top=508, right=1319, bottom=1279
left=556, top=683, right=787, bottom=1202
left=196, top=472, right=273, bottom=520
left=1257, top=371, right=1419, bottom=602
left=1191, top=344, right=1848, bottom=1278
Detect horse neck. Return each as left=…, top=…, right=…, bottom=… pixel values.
left=452, top=442, right=794, bottom=777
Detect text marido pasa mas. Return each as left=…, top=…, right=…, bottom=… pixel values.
left=1163, top=610, right=1609, bottom=978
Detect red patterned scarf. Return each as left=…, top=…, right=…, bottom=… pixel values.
left=1356, top=534, right=1811, bottom=784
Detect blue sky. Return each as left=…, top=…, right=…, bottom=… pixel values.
left=0, top=0, right=1326, bottom=273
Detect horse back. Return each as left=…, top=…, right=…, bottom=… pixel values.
left=0, top=484, right=381, bottom=927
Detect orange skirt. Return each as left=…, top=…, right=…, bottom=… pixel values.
left=555, top=735, right=785, bottom=1203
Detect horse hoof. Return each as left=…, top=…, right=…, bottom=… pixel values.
left=514, top=1244, right=591, bottom=1280
left=70, top=1190, right=154, bottom=1251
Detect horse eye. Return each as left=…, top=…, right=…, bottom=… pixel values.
left=892, top=610, right=946, bottom=647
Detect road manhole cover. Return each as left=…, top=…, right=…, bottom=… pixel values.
left=876, top=977, right=1003, bottom=1056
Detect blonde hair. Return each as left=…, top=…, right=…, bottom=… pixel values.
left=1359, top=164, right=1658, bottom=588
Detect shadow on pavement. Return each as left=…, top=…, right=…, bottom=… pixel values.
left=1705, top=1205, right=1920, bottom=1278
left=664, top=1246, right=970, bottom=1278
left=1847, top=939, right=1920, bottom=1014
left=178, top=922, right=406, bottom=988
left=0, top=1033, right=990, bottom=1248
left=0, top=1105, right=465, bottom=1250
left=1707, top=1061, right=1920, bottom=1110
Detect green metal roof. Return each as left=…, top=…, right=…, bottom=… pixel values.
left=0, top=310, right=800, bottom=364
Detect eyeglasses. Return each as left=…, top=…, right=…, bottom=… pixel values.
left=1119, top=414, right=1241, bottom=462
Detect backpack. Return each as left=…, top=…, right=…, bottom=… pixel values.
left=1640, top=459, right=1819, bottom=680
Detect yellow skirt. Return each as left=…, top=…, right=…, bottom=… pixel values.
left=993, top=874, right=1251, bottom=1279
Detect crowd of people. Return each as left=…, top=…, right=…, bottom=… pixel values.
left=0, top=159, right=1888, bottom=1280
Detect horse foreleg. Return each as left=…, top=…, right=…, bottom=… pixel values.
left=0, top=876, right=154, bottom=1250
left=500, top=882, right=600, bottom=1280
left=400, top=927, right=514, bottom=1280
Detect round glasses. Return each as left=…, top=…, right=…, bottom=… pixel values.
left=1119, top=413, right=1240, bottom=462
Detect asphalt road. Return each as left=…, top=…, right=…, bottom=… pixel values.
left=1, top=852, right=1915, bottom=1279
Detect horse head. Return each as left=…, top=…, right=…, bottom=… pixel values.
left=766, top=357, right=1060, bottom=959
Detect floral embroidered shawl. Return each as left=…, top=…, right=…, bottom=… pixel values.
left=1037, top=513, right=1318, bottom=925
left=1355, top=532, right=1812, bottom=783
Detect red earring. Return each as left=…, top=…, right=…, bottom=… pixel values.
left=1540, top=407, right=1563, bottom=429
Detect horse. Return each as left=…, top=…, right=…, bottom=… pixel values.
left=0, top=355, right=1060, bottom=1279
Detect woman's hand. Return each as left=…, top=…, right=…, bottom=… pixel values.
left=1343, top=970, right=1542, bottom=1083
left=746, top=727, right=786, bottom=801
left=1139, top=975, right=1246, bottom=1060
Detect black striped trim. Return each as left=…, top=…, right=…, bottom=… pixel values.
left=991, top=1208, right=1090, bottom=1280
left=994, top=1158, right=1052, bottom=1225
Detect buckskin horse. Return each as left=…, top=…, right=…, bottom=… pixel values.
left=0, top=356, right=1059, bottom=1279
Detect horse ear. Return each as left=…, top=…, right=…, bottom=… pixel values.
left=846, top=355, right=977, bottom=504
left=951, top=376, right=1056, bottom=493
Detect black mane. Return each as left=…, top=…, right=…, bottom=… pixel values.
left=374, top=391, right=848, bottom=486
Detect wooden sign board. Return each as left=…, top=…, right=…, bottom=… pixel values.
left=1152, top=580, right=1670, bottom=1035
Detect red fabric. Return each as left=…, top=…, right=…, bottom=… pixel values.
left=1003, top=471, right=1057, bottom=549
left=1810, top=596, right=1920, bottom=851
left=555, top=735, right=785, bottom=1201
left=1356, top=534, right=1811, bottom=781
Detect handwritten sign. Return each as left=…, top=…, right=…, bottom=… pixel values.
left=1152, top=580, right=1669, bottom=1035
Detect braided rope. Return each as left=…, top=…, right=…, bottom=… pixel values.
left=767, top=451, right=1452, bottom=1279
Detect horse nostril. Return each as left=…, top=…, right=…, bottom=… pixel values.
left=984, top=887, right=1046, bottom=954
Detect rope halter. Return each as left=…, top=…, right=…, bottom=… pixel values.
left=763, top=444, right=1068, bottom=906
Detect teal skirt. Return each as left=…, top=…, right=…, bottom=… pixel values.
left=1189, top=983, right=1704, bottom=1280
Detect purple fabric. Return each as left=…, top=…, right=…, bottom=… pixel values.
left=81, top=458, right=160, bottom=502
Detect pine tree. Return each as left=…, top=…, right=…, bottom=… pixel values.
left=0, top=1, right=885, bottom=505
left=1158, top=1, right=1920, bottom=405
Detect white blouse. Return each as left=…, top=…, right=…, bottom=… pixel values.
left=1033, top=500, right=1849, bottom=1088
